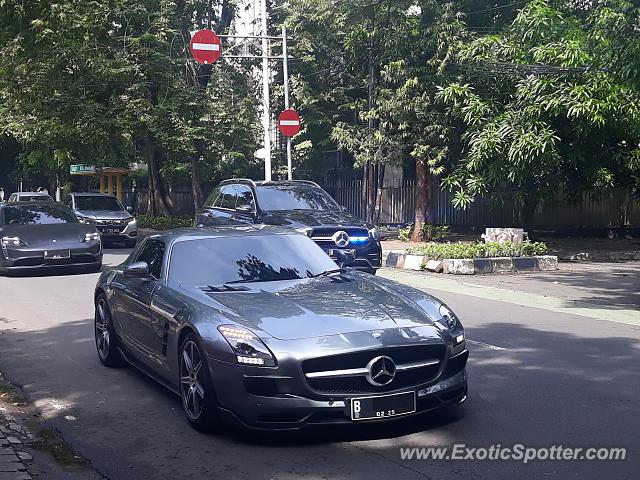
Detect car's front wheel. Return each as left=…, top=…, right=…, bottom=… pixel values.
left=179, top=334, right=219, bottom=431
left=95, top=295, right=125, bottom=367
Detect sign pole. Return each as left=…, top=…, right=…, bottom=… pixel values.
left=282, top=25, right=292, bottom=181
left=260, top=0, right=272, bottom=181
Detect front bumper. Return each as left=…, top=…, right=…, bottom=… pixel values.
left=316, top=240, right=383, bottom=271
left=0, top=241, right=102, bottom=270
left=208, top=349, right=468, bottom=430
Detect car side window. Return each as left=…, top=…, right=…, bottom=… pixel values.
left=235, top=185, right=255, bottom=211
left=135, top=240, right=165, bottom=280
left=219, top=185, right=238, bottom=210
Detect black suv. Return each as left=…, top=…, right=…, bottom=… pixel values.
left=196, top=179, right=382, bottom=272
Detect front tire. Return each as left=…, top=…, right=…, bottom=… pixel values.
left=179, top=333, right=219, bottom=431
left=95, top=295, right=125, bottom=367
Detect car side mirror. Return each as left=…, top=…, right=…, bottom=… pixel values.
left=124, top=261, right=149, bottom=278
left=126, top=206, right=134, bottom=214
left=235, top=204, right=255, bottom=215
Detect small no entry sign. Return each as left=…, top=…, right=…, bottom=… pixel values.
left=190, top=29, right=222, bottom=65
left=277, top=109, right=302, bottom=137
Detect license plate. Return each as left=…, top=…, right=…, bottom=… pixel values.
left=101, top=228, right=119, bottom=234
left=350, top=391, right=416, bottom=421
left=327, top=248, right=356, bottom=257
left=44, top=249, right=70, bottom=260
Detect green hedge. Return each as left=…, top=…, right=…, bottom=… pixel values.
left=406, top=241, right=548, bottom=260
left=136, top=215, right=194, bottom=230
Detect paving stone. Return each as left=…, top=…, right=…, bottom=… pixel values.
left=14, top=454, right=29, bottom=463
left=0, top=472, right=31, bottom=480
left=473, top=258, right=494, bottom=274
left=0, top=455, right=19, bottom=464
left=4, top=439, right=19, bottom=446
left=444, top=259, right=475, bottom=275
left=402, top=255, right=425, bottom=271
left=0, top=465, right=21, bottom=473
left=0, top=427, right=11, bottom=435
left=491, top=257, right=514, bottom=273
left=0, top=441, right=8, bottom=448
left=6, top=426, right=20, bottom=434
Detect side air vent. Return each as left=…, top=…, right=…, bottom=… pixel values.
left=199, top=285, right=250, bottom=293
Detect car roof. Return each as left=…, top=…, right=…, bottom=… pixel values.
left=220, top=179, right=321, bottom=189
left=146, top=225, right=298, bottom=245
left=69, top=192, right=117, bottom=198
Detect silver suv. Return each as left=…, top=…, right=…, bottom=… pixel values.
left=64, top=192, right=137, bottom=247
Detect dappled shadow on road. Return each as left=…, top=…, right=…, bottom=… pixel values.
left=532, top=264, right=640, bottom=309
left=0, top=317, right=638, bottom=479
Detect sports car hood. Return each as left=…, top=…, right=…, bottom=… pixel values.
left=260, top=209, right=369, bottom=229
left=0, top=223, right=95, bottom=246
left=191, top=273, right=445, bottom=341
left=75, top=209, right=130, bottom=220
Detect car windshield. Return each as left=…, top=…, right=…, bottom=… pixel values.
left=168, top=234, right=338, bottom=286
left=255, top=184, right=339, bottom=211
left=74, top=196, right=122, bottom=211
left=2, top=205, right=79, bottom=225
left=17, top=195, right=52, bottom=202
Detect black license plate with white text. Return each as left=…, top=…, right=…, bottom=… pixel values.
left=350, top=391, right=416, bottom=421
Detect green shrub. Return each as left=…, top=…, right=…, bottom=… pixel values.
left=398, top=224, right=413, bottom=242
left=136, top=215, right=194, bottom=230
left=398, top=224, right=450, bottom=242
left=406, top=241, right=548, bottom=260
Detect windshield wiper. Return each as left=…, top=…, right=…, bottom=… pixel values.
left=310, top=268, right=347, bottom=278
left=224, top=276, right=302, bottom=285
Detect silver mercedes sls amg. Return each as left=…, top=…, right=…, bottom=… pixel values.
left=94, top=226, right=468, bottom=431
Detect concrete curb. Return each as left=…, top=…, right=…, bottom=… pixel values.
left=385, top=252, right=558, bottom=275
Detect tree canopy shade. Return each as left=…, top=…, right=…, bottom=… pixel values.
left=437, top=0, right=640, bottom=226
left=0, top=0, right=260, bottom=213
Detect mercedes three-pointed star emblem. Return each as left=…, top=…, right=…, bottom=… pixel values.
left=332, top=230, right=350, bottom=248
left=366, top=355, right=397, bottom=386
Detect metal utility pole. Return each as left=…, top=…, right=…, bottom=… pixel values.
left=260, top=0, right=272, bottom=181
left=282, top=25, right=292, bottom=180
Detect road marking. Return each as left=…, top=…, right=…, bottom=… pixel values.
left=192, top=43, right=220, bottom=51
left=466, top=339, right=507, bottom=351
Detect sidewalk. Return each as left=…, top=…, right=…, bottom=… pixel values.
left=382, top=236, right=640, bottom=262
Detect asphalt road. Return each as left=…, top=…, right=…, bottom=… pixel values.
left=0, top=250, right=638, bottom=480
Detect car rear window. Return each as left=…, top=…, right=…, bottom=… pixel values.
left=2, top=205, right=79, bottom=225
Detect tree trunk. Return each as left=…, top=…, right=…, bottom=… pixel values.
left=145, top=134, right=174, bottom=216
left=374, top=163, right=385, bottom=225
left=519, top=192, right=538, bottom=240
left=412, top=160, right=432, bottom=242
left=191, top=154, right=204, bottom=213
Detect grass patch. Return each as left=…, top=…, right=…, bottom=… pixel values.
left=406, top=241, right=548, bottom=260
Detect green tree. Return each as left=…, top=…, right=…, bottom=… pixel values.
left=437, top=0, right=640, bottom=227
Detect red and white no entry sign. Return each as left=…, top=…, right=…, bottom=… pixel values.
left=189, top=29, right=222, bottom=65
left=278, top=109, right=302, bottom=137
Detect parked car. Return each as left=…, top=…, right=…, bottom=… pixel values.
left=196, top=179, right=382, bottom=273
left=7, top=191, right=54, bottom=203
left=0, top=202, right=102, bottom=274
left=64, top=192, right=137, bottom=247
left=93, top=226, right=467, bottom=431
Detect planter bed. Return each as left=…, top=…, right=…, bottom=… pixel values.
left=385, top=251, right=558, bottom=275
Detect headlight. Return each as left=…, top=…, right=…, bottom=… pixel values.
left=368, top=227, right=380, bottom=240
left=84, top=232, right=100, bottom=242
left=126, top=217, right=136, bottom=224
left=218, top=325, right=276, bottom=367
left=77, top=215, right=94, bottom=224
left=439, top=304, right=462, bottom=333
left=1, top=236, right=24, bottom=247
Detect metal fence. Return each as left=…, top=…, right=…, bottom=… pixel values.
left=124, top=181, right=639, bottom=228
left=318, top=179, right=639, bottom=228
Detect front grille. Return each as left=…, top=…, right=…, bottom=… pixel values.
left=303, top=344, right=446, bottom=395
left=311, top=227, right=369, bottom=238
left=307, top=364, right=441, bottom=394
